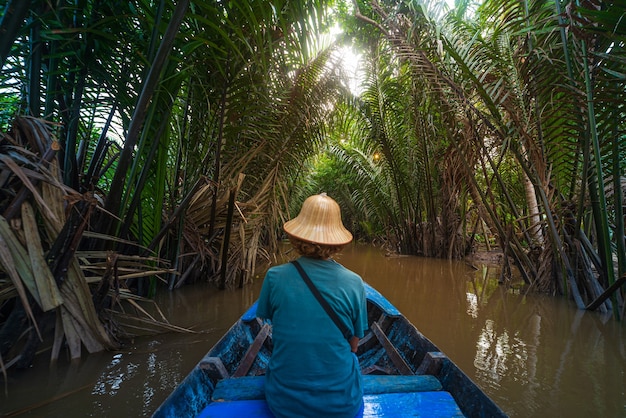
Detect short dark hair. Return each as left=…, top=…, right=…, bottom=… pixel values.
left=288, top=235, right=345, bottom=259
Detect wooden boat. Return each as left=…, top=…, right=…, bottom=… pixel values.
left=152, top=283, right=507, bottom=417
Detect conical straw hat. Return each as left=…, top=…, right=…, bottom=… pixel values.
left=283, top=193, right=353, bottom=245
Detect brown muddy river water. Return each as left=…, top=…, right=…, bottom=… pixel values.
left=2, top=244, right=625, bottom=417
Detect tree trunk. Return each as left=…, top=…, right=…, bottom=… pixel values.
left=523, top=172, right=543, bottom=246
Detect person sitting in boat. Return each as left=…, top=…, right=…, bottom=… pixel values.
left=256, top=193, right=368, bottom=418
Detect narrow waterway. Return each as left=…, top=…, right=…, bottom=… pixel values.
left=2, top=244, right=625, bottom=417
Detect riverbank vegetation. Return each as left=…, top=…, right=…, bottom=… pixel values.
left=1, top=0, right=624, bottom=372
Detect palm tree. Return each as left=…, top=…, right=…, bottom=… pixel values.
left=348, top=0, right=624, bottom=317
left=0, top=0, right=344, bottom=369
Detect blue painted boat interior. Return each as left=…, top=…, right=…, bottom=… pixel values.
left=200, top=375, right=463, bottom=417
left=199, top=391, right=463, bottom=417
left=212, top=375, right=443, bottom=402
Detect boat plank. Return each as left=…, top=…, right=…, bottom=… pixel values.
left=200, top=391, right=464, bottom=418
left=364, top=374, right=443, bottom=394
left=416, top=351, right=447, bottom=376
left=197, top=399, right=273, bottom=418
left=370, top=321, right=413, bottom=375
left=363, top=391, right=465, bottom=417
left=212, top=374, right=444, bottom=402
left=232, top=323, right=270, bottom=377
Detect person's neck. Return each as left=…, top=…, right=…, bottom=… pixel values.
left=303, top=255, right=329, bottom=261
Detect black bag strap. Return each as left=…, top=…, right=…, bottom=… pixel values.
left=291, top=260, right=353, bottom=341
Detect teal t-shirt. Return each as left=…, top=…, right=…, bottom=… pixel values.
left=256, top=256, right=368, bottom=418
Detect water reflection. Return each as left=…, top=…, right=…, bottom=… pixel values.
left=335, top=245, right=626, bottom=418
left=1, top=244, right=625, bottom=417
left=464, top=277, right=625, bottom=418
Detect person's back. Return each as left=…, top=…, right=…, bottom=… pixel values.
left=256, top=193, right=367, bottom=418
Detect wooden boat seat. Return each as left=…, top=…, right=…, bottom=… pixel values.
left=202, top=384, right=462, bottom=417
left=211, top=374, right=443, bottom=402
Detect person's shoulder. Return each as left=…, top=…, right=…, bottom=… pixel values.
left=332, top=261, right=362, bottom=281
left=265, top=262, right=295, bottom=277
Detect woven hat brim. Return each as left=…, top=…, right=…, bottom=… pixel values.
left=283, top=218, right=353, bottom=245
left=284, top=219, right=353, bottom=245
